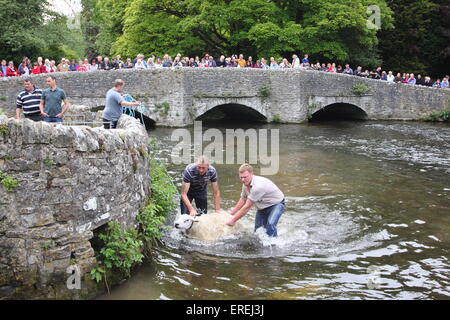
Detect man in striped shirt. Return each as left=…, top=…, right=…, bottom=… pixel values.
left=180, top=155, right=221, bottom=216
left=16, top=79, right=43, bottom=121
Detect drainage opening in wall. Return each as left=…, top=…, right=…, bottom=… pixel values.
left=89, top=223, right=108, bottom=254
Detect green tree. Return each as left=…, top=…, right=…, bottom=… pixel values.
left=0, top=0, right=82, bottom=63
left=379, top=0, right=450, bottom=77
left=102, top=0, right=393, bottom=68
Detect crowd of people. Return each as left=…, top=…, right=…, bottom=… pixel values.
left=2, top=53, right=449, bottom=89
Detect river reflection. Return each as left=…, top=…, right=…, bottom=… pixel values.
left=98, top=121, right=450, bottom=300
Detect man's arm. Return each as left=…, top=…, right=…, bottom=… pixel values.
left=120, top=100, right=141, bottom=107
left=16, top=96, right=22, bottom=120
left=227, top=199, right=254, bottom=226
left=180, top=181, right=197, bottom=216
left=57, top=98, right=70, bottom=118
left=229, top=197, right=246, bottom=215
left=211, top=181, right=221, bottom=212
left=39, top=99, right=48, bottom=117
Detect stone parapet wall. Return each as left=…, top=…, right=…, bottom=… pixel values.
left=0, top=114, right=150, bottom=299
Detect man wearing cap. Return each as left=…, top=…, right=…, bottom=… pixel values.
left=227, top=164, right=285, bottom=237
left=180, top=155, right=221, bottom=216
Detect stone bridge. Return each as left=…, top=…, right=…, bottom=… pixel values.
left=1, top=68, right=449, bottom=126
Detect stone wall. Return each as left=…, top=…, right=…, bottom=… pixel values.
left=0, top=114, right=150, bottom=299
left=0, top=68, right=449, bottom=126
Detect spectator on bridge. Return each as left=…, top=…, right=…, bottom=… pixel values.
left=432, top=79, right=441, bottom=88
left=100, top=57, right=113, bottom=70
left=246, top=56, right=254, bottom=68
left=260, top=58, right=269, bottom=69
left=6, top=61, right=19, bottom=76
left=90, top=59, right=98, bottom=71
left=292, top=55, right=300, bottom=68
left=18, top=58, right=30, bottom=76
left=40, top=75, right=70, bottom=123
left=43, top=59, right=51, bottom=73
left=146, top=57, right=155, bottom=68
left=76, top=60, right=87, bottom=72
left=37, top=57, right=47, bottom=73
left=69, top=59, right=78, bottom=72
left=122, top=58, right=134, bottom=69
left=97, top=56, right=103, bottom=66
left=31, top=62, right=42, bottom=74
left=162, top=55, right=172, bottom=68
left=327, top=63, right=336, bottom=72
left=237, top=54, right=246, bottom=68
left=1, top=60, right=8, bottom=77
left=408, top=74, right=417, bottom=85
left=280, top=58, right=290, bottom=68
left=416, top=74, right=424, bottom=86
left=394, top=72, right=403, bottom=83
left=302, top=54, right=310, bottom=67
left=269, top=57, right=280, bottom=69
left=103, top=79, right=141, bottom=129
left=337, top=65, right=343, bottom=73
left=253, top=60, right=263, bottom=69
left=441, top=77, right=449, bottom=89
left=401, top=73, right=410, bottom=83
left=134, top=57, right=146, bottom=69
left=343, top=64, right=353, bottom=75
left=57, top=58, right=70, bottom=72
left=387, top=71, right=395, bottom=82
left=207, top=56, right=217, bottom=67
left=216, top=55, right=226, bottom=68
left=423, top=76, right=432, bottom=86
left=16, top=79, right=43, bottom=121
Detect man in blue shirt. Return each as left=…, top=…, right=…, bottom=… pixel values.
left=180, top=155, right=221, bottom=216
left=40, top=76, right=70, bottom=123
left=103, top=79, right=141, bottom=129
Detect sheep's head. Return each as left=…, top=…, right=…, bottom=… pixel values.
left=174, top=214, right=198, bottom=230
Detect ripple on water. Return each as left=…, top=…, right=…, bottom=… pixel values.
left=163, top=195, right=396, bottom=262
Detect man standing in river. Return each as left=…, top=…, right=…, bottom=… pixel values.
left=180, top=155, right=221, bottom=216
left=227, top=164, right=285, bottom=237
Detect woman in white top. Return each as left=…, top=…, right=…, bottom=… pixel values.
left=134, top=58, right=146, bottom=69
left=387, top=71, right=395, bottom=82
left=292, top=54, right=300, bottom=68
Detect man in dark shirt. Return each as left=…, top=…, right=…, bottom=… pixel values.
left=16, top=79, right=43, bottom=121
left=180, top=156, right=221, bottom=216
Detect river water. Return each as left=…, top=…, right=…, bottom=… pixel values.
left=99, top=121, right=450, bottom=300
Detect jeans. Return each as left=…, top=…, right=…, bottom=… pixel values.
left=255, top=199, right=285, bottom=237
left=103, top=118, right=118, bottom=129
left=43, top=117, right=63, bottom=123
left=180, top=190, right=208, bottom=215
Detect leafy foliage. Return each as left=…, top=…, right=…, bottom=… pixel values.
left=0, top=171, right=19, bottom=192
left=378, top=0, right=450, bottom=77
left=351, top=83, right=370, bottom=95
left=422, top=108, right=450, bottom=122
left=0, top=0, right=85, bottom=63
left=86, top=0, right=393, bottom=69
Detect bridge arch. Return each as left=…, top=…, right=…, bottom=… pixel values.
left=310, top=102, right=368, bottom=121
left=195, top=102, right=268, bottom=123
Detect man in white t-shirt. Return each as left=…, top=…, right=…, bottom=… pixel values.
left=227, top=164, right=285, bottom=237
